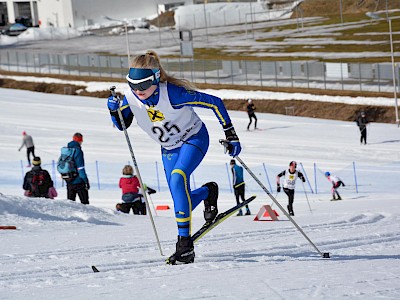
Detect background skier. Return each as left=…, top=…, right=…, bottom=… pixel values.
left=246, top=99, right=257, bottom=130
left=276, top=161, right=305, bottom=216
left=325, top=172, right=345, bottom=201
left=18, top=131, right=36, bottom=167
left=230, top=159, right=251, bottom=216
left=355, top=111, right=369, bottom=145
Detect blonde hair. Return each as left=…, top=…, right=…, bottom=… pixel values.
left=122, top=165, right=133, bottom=175
left=130, top=50, right=197, bottom=91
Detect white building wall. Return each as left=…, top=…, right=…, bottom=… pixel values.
left=3, top=0, right=193, bottom=28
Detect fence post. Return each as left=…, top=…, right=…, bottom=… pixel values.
left=203, top=58, right=206, bottom=84
left=290, top=61, right=294, bottom=88
left=314, top=162, right=318, bottom=194
left=353, top=161, right=359, bottom=193
left=228, top=60, right=232, bottom=85
left=262, top=163, right=273, bottom=192
left=52, top=160, right=57, bottom=189
left=244, top=60, right=248, bottom=85
left=95, top=160, right=101, bottom=190
left=20, top=160, right=24, bottom=181
left=299, top=162, right=314, bottom=193
left=225, top=162, right=232, bottom=193
left=216, top=59, right=220, bottom=85
left=155, top=161, right=161, bottom=192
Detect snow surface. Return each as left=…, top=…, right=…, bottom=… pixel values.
left=1, top=87, right=400, bottom=299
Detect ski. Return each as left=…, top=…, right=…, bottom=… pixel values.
left=92, top=265, right=100, bottom=273
left=191, top=195, right=257, bottom=243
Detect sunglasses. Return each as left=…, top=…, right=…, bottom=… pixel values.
left=127, top=74, right=155, bottom=91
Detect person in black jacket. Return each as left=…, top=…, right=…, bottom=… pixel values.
left=64, top=133, right=90, bottom=205
left=23, top=157, right=54, bottom=198
left=246, top=99, right=258, bottom=130
left=355, top=111, right=369, bottom=145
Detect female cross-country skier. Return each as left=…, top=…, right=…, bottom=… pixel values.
left=107, top=50, right=241, bottom=265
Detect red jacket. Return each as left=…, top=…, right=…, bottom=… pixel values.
left=119, top=175, right=140, bottom=194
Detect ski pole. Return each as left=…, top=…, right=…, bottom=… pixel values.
left=301, top=181, right=313, bottom=214
left=110, top=86, right=164, bottom=256
left=271, top=192, right=278, bottom=208
left=147, top=191, right=158, bottom=217
left=219, top=140, right=330, bottom=258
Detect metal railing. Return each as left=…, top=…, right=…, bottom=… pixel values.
left=0, top=50, right=399, bottom=94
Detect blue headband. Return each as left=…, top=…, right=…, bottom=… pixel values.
left=127, top=68, right=160, bottom=83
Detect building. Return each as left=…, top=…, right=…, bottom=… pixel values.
left=0, top=0, right=193, bottom=28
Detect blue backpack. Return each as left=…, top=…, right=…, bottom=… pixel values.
left=57, top=147, right=77, bottom=181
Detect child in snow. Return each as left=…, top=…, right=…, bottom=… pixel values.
left=23, top=156, right=56, bottom=199
left=276, top=161, right=305, bottom=216
left=107, top=50, right=241, bottom=265
left=325, top=172, right=345, bottom=201
left=116, top=165, right=145, bottom=215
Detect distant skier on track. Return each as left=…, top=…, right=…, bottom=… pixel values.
left=276, top=161, right=305, bottom=216
left=325, top=172, right=345, bottom=201
left=246, top=99, right=257, bottom=130
left=107, top=50, right=241, bottom=265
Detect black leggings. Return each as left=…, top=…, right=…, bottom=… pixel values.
left=67, top=183, right=89, bottom=205
left=247, top=113, right=257, bottom=130
left=116, top=201, right=146, bottom=215
left=234, top=185, right=249, bottom=210
left=27, top=146, right=36, bottom=165
left=360, top=127, right=367, bottom=144
left=283, top=188, right=295, bottom=211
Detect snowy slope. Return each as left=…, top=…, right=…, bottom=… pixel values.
left=0, top=88, right=400, bottom=299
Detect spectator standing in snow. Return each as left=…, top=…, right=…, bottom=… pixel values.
left=18, top=131, right=36, bottom=167
left=230, top=159, right=250, bottom=216
left=276, top=161, right=305, bottom=216
left=324, top=172, right=345, bottom=201
left=64, top=133, right=90, bottom=205
left=246, top=99, right=257, bottom=130
left=23, top=157, right=56, bottom=199
left=355, top=111, right=369, bottom=145
left=107, top=50, right=241, bottom=265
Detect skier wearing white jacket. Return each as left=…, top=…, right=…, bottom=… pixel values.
left=276, top=161, right=305, bottom=216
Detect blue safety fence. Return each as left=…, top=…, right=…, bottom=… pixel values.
left=1, top=159, right=399, bottom=196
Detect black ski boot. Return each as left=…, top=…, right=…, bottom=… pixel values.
left=166, top=236, right=195, bottom=265
left=245, top=206, right=251, bottom=215
left=287, top=205, right=294, bottom=216
left=202, top=182, right=219, bottom=223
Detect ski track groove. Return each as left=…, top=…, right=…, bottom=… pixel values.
left=1, top=213, right=398, bottom=285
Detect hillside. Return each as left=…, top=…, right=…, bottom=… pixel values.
left=298, top=0, right=400, bottom=18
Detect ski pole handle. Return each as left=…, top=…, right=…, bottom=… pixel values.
left=219, top=139, right=230, bottom=154
left=109, top=86, right=120, bottom=101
